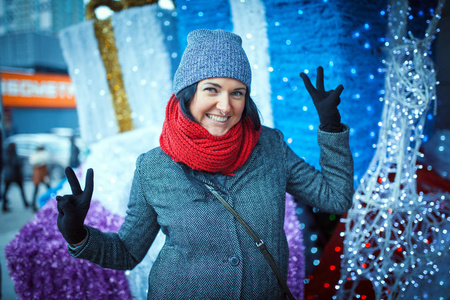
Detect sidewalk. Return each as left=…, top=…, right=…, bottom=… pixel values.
left=0, top=181, right=48, bottom=300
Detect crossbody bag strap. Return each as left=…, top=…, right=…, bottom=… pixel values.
left=204, top=184, right=296, bottom=300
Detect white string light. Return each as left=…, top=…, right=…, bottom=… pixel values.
left=336, top=0, right=449, bottom=299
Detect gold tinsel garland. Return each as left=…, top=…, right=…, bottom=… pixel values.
left=93, top=18, right=134, bottom=132
left=85, top=0, right=159, bottom=133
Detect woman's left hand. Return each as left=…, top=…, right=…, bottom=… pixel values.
left=300, top=66, right=344, bottom=132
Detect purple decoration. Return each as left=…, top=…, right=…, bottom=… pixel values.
left=284, top=193, right=305, bottom=300
left=6, top=192, right=304, bottom=299
left=5, top=199, right=132, bottom=300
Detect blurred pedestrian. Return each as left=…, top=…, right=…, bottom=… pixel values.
left=2, top=142, right=29, bottom=212
left=29, top=146, right=51, bottom=212
left=69, top=135, right=80, bottom=168
left=0, top=126, right=3, bottom=205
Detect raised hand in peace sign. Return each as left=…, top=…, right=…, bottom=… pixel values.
left=56, top=167, right=94, bottom=245
left=300, top=66, right=344, bottom=132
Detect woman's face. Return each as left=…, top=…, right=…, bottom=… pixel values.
left=190, top=77, right=246, bottom=137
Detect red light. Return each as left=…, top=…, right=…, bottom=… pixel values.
left=362, top=263, right=368, bottom=268
left=378, top=177, right=383, bottom=183
left=397, top=247, right=402, bottom=252
left=330, top=265, right=336, bottom=271
left=362, top=296, right=367, bottom=300
left=335, top=246, right=341, bottom=252
left=324, top=283, right=330, bottom=288
left=365, top=243, right=371, bottom=248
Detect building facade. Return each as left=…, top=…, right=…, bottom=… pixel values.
left=0, top=0, right=85, bottom=137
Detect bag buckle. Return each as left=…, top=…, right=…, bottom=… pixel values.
left=256, top=239, right=264, bottom=248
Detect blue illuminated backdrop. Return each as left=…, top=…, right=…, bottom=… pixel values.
left=264, top=0, right=386, bottom=184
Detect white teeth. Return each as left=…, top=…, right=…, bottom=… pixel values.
left=208, top=114, right=228, bottom=122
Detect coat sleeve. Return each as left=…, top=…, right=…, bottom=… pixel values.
left=69, top=154, right=160, bottom=270
left=285, top=125, right=354, bottom=214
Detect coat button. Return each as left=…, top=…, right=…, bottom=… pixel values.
left=228, top=256, right=240, bottom=266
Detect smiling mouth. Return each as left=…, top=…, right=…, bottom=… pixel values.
left=207, top=114, right=229, bottom=122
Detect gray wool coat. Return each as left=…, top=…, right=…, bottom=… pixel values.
left=70, top=125, right=354, bottom=299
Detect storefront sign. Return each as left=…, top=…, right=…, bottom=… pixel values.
left=1, top=71, right=76, bottom=108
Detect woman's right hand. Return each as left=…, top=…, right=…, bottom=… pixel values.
left=56, top=167, right=94, bottom=245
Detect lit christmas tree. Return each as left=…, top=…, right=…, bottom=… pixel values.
left=337, top=0, right=449, bottom=299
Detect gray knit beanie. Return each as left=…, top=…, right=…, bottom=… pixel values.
left=173, top=29, right=251, bottom=94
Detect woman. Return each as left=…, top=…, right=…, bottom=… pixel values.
left=29, top=146, right=51, bottom=211
left=57, top=29, right=353, bottom=299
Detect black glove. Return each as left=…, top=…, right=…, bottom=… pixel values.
left=57, top=167, right=94, bottom=245
left=300, top=66, right=344, bottom=132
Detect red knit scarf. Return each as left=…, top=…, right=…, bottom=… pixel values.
left=160, top=94, right=261, bottom=175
